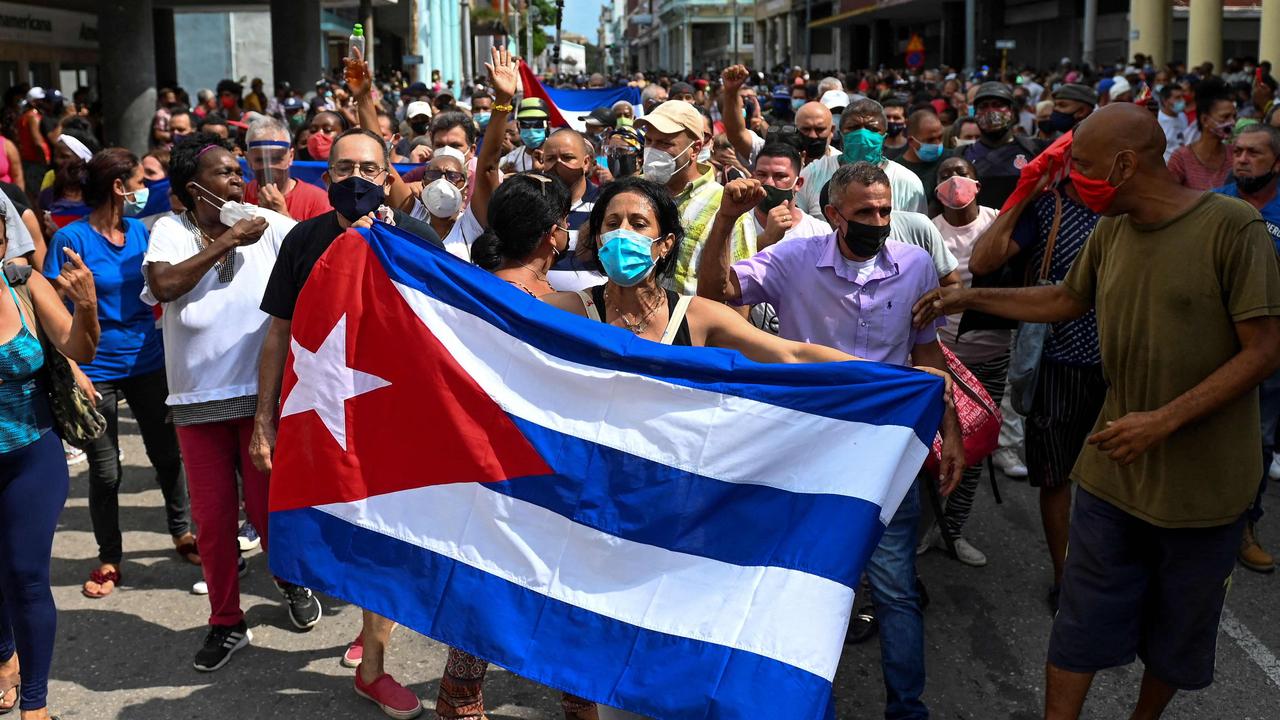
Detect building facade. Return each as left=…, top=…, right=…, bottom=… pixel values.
left=626, top=0, right=754, bottom=75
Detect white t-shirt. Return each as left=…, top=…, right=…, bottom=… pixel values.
left=1159, top=111, right=1191, bottom=162
left=931, top=206, right=1010, bottom=364
left=141, top=209, right=294, bottom=407
left=797, top=155, right=929, bottom=218
left=501, top=146, right=538, bottom=172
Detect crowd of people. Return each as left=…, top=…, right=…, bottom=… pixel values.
left=1, top=41, right=1278, bottom=720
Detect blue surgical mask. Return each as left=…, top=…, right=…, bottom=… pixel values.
left=519, top=127, right=547, bottom=149
left=598, top=228, right=660, bottom=287
left=841, top=128, right=885, bottom=165
left=474, top=111, right=491, bottom=128
left=1171, top=99, right=1186, bottom=113
left=791, top=99, right=805, bottom=112
left=123, top=186, right=150, bottom=216
left=916, top=142, right=945, bottom=162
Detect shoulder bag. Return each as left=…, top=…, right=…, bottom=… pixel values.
left=1006, top=189, right=1062, bottom=416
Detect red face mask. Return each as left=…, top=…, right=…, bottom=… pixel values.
left=307, top=132, right=334, bottom=161
left=1069, top=154, right=1123, bottom=214
left=221, top=95, right=237, bottom=110
left=935, top=176, right=979, bottom=210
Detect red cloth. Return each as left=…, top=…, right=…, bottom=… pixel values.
left=177, top=418, right=270, bottom=627
left=518, top=60, right=570, bottom=128
left=999, top=130, right=1074, bottom=213
left=244, top=177, right=333, bottom=221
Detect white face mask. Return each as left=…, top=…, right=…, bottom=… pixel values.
left=193, top=181, right=259, bottom=226
left=422, top=178, right=463, bottom=219
left=642, top=142, right=692, bottom=184
left=696, top=144, right=712, bottom=164
left=954, top=138, right=977, bottom=147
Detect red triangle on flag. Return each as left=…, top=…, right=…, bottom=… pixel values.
left=519, top=59, right=571, bottom=128
left=268, top=230, right=553, bottom=513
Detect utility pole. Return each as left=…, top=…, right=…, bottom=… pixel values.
left=554, top=0, right=564, bottom=77
left=526, top=0, right=535, bottom=71
left=963, top=0, right=976, bottom=71
left=804, top=0, right=812, bottom=69
left=1082, top=0, right=1097, bottom=67
left=461, top=0, right=473, bottom=87
left=733, top=0, right=738, bottom=62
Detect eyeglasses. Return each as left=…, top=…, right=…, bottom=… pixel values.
left=517, top=119, right=547, bottom=129
left=329, top=160, right=388, bottom=181
left=423, top=168, right=466, bottom=185
left=605, top=146, right=638, bottom=158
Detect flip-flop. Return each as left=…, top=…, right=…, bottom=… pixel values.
left=82, top=567, right=121, bottom=599
left=0, top=683, right=17, bottom=714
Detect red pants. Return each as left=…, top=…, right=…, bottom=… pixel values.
left=176, top=417, right=270, bottom=627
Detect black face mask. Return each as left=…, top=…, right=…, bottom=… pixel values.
left=758, top=184, right=795, bottom=213
left=410, top=121, right=429, bottom=135
left=1037, top=120, right=1057, bottom=135
left=887, top=122, right=906, bottom=138
left=608, top=153, right=637, bottom=179
left=1047, top=110, right=1079, bottom=133
left=838, top=216, right=892, bottom=257
left=1235, top=170, right=1278, bottom=194
left=329, top=176, right=385, bottom=222
left=801, top=135, right=829, bottom=160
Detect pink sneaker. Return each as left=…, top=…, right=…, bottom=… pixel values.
left=341, top=633, right=364, bottom=668
left=354, top=672, right=423, bottom=719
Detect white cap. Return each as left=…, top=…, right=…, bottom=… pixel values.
left=820, top=90, right=850, bottom=110
left=432, top=146, right=467, bottom=168
left=406, top=101, right=433, bottom=120
left=26, top=87, right=45, bottom=101
left=1108, top=77, right=1132, bottom=100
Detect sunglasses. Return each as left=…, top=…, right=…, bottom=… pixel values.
left=517, top=119, right=547, bottom=129
left=423, top=169, right=466, bottom=185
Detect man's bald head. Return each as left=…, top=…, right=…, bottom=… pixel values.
left=1072, top=103, right=1172, bottom=216
left=795, top=102, right=834, bottom=140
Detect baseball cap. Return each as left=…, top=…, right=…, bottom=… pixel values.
left=406, top=82, right=429, bottom=95
left=1108, top=77, right=1132, bottom=100
left=516, top=97, right=549, bottom=120
left=26, top=87, right=45, bottom=101
left=635, top=100, right=703, bottom=137
left=406, top=101, right=433, bottom=120
left=820, top=90, right=850, bottom=111
left=973, top=81, right=1014, bottom=105
left=579, top=106, right=616, bottom=128
left=282, top=97, right=305, bottom=112
left=1054, top=83, right=1098, bottom=107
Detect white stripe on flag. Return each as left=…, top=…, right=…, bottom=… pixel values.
left=393, top=280, right=925, bottom=524
left=318, top=482, right=855, bottom=680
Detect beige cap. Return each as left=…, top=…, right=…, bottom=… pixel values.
left=636, top=100, right=703, bottom=138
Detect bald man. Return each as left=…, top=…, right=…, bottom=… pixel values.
left=794, top=101, right=838, bottom=167
left=538, top=128, right=605, bottom=291
left=914, top=103, right=1280, bottom=719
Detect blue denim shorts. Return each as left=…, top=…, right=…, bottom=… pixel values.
left=1048, top=488, right=1243, bottom=690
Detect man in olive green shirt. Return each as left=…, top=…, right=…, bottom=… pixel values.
left=913, top=103, right=1280, bottom=719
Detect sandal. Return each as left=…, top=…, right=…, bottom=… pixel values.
left=0, top=683, right=16, bottom=715
left=174, top=534, right=201, bottom=566
left=82, top=567, right=121, bottom=599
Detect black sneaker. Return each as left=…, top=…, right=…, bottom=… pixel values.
left=273, top=579, right=322, bottom=630
left=194, top=621, right=251, bottom=672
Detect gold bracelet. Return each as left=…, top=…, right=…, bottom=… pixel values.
left=492, top=101, right=514, bottom=113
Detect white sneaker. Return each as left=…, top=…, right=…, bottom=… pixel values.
left=916, top=525, right=940, bottom=556
left=1269, top=453, right=1280, bottom=481
left=192, top=580, right=209, bottom=595
left=992, top=448, right=1028, bottom=478
left=65, top=445, right=86, bottom=466
left=952, top=537, right=988, bottom=567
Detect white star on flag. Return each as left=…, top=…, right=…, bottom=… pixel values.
left=281, top=313, right=391, bottom=451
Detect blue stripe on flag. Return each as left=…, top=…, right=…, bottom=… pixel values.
left=270, top=506, right=838, bottom=720
left=544, top=86, right=642, bottom=114
left=360, top=223, right=945, bottom=445
left=495, top=415, right=887, bottom=587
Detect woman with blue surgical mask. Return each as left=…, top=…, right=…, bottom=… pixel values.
left=540, top=176, right=865, bottom=362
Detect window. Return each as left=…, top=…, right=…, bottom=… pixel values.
left=741, top=22, right=754, bottom=45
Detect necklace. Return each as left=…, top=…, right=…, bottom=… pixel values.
left=519, top=261, right=548, bottom=282
left=183, top=211, right=236, bottom=282
left=604, top=286, right=663, bottom=334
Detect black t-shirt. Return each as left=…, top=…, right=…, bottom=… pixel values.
left=962, top=135, right=1047, bottom=209
left=897, top=154, right=947, bottom=217
left=0, top=181, right=29, bottom=213
left=260, top=209, right=442, bottom=320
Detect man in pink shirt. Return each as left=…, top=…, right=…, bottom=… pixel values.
left=698, top=162, right=962, bottom=720
left=242, top=117, right=333, bottom=221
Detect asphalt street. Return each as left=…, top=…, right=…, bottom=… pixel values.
left=42, top=410, right=1280, bottom=719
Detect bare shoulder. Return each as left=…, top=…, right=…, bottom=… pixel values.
left=541, top=289, right=589, bottom=316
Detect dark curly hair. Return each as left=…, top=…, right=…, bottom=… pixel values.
left=470, top=172, right=572, bottom=271
left=169, top=132, right=237, bottom=210
left=579, top=176, right=684, bottom=283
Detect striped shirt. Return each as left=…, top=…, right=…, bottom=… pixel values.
left=664, top=165, right=757, bottom=296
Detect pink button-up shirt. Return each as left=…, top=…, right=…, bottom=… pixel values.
left=733, top=234, right=941, bottom=365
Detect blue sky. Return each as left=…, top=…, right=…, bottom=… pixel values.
left=556, top=0, right=604, bottom=41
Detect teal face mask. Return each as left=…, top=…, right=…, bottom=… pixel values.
left=519, top=127, right=547, bottom=149
left=841, top=128, right=885, bottom=165
left=598, top=228, right=660, bottom=287
left=123, top=186, right=150, bottom=216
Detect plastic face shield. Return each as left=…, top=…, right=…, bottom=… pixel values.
left=247, top=139, right=292, bottom=190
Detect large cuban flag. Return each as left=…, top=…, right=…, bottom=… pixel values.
left=267, top=222, right=945, bottom=719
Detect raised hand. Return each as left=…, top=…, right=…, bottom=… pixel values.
left=223, top=217, right=269, bottom=248
left=718, top=177, right=766, bottom=220
left=721, top=65, right=750, bottom=95
left=54, top=247, right=97, bottom=310
left=344, top=45, right=372, bottom=99
left=485, top=46, right=519, bottom=102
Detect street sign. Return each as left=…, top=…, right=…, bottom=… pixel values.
left=402, top=54, right=424, bottom=65
left=631, top=13, right=653, bottom=25
left=905, top=34, right=925, bottom=69
left=995, top=39, right=1016, bottom=50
